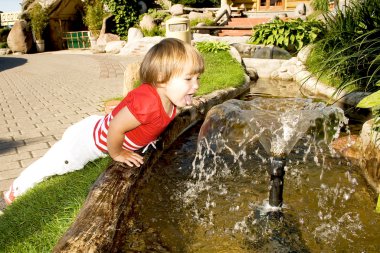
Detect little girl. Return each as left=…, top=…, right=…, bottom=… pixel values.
left=3, top=38, right=204, bottom=204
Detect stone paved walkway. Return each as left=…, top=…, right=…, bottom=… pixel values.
left=0, top=50, right=144, bottom=193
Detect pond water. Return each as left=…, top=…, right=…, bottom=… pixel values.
left=122, top=80, right=380, bottom=252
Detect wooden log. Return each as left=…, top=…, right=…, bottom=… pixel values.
left=52, top=82, right=250, bottom=252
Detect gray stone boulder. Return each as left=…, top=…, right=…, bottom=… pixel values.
left=295, top=3, right=306, bottom=16
left=139, top=15, right=156, bottom=31
left=246, top=67, right=259, bottom=81
left=359, top=119, right=380, bottom=193
left=97, top=33, right=120, bottom=46
left=270, top=57, right=302, bottom=81
left=229, top=46, right=242, bottom=64
left=188, top=11, right=214, bottom=21
left=231, top=43, right=260, bottom=58
left=7, top=20, right=33, bottom=54
left=253, top=46, right=291, bottom=59
left=127, top=28, right=144, bottom=43
left=123, top=62, right=141, bottom=96
left=297, top=44, right=313, bottom=64
left=105, top=41, right=126, bottom=54
left=170, top=4, right=184, bottom=16
left=243, top=58, right=287, bottom=79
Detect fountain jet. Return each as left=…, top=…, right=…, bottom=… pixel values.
left=268, top=157, right=286, bottom=207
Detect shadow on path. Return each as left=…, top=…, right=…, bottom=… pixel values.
left=0, top=57, right=27, bottom=72
left=0, top=138, right=25, bottom=155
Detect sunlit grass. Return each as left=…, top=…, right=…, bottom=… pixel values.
left=198, top=51, right=246, bottom=95
left=0, top=157, right=111, bottom=252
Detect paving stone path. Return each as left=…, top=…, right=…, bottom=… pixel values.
left=0, top=51, right=144, bottom=193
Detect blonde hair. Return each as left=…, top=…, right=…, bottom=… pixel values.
left=139, top=38, right=204, bottom=86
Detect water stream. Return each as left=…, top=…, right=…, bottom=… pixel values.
left=122, top=80, right=380, bottom=252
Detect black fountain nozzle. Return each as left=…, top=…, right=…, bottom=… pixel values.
left=267, top=157, right=287, bottom=208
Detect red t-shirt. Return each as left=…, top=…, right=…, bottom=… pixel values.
left=93, top=84, right=176, bottom=153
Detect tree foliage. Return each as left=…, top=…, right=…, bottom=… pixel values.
left=101, top=0, right=139, bottom=39
left=83, top=0, right=107, bottom=37
left=30, top=3, right=49, bottom=40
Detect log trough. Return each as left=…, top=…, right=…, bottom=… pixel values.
left=52, top=81, right=250, bottom=252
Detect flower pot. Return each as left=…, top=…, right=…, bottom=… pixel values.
left=89, top=36, right=97, bottom=49
left=36, top=40, right=45, bottom=53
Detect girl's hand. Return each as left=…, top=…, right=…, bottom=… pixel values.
left=112, top=149, right=144, bottom=167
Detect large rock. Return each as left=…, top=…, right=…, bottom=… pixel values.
left=360, top=120, right=380, bottom=193
left=7, top=20, right=33, bottom=54
left=97, top=33, right=120, bottom=46
left=105, top=41, right=126, bottom=54
left=332, top=119, right=380, bottom=193
left=139, top=15, right=156, bottom=31
left=297, top=44, right=313, bottom=64
left=295, top=3, right=306, bottom=15
left=127, top=28, right=144, bottom=43
left=170, top=4, right=184, bottom=16
left=243, top=58, right=287, bottom=79
left=123, top=62, right=141, bottom=96
left=188, top=11, right=214, bottom=21
left=252, top=45, right=291, bottom=59
left=231, top=43, right=260, bottom=58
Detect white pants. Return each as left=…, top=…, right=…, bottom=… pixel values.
left=12, top=115, right=107, bottom=197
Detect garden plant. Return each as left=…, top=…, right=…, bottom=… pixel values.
left=83, top=0, right=108, bottom=38
left=248, top=17, right=326, bottom=54
left=29, top=3, right=49, bottom=41
left=101, top=0, right=140, bottom=39
left=306, top=0, right=380, bottom=126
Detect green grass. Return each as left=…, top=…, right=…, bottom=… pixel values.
left=305, top=47, right=359, bottom=92
left=198, top=51, right=246, bottom=95
left=0, top=157, right=111, bottom=253
left=0, top=50, right=245, bottom=252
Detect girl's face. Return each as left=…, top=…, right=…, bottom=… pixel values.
left=163, top=71, right=201, bottom=108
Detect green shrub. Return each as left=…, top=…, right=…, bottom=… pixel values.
left=101, top=0, right=139, bottom=39
left=143, top=8, right=170, bottom=22
left=141, top=26, right=166, bottom=37
left=29, top=3, right=49, bottom=40
left=195, top=41, right=230, bottom=53
left=248, top=17, right=326, bottom=54
left=311, top=0, right=330, bottom=12
left=0, top=27, right=11, bottom=42
left=190, top=18, right=214, bottom=27
left=0, top=42, right=8, bottom=48
left=83, top=0, right=107, bottom=37
left=138, top=10, right=169, bottom=37
left=306, top=0, right=380, bottom=93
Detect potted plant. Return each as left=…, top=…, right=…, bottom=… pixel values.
left=30, top=3, right=49, bottom=52
left=83, top=0, right=106, bottom=48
